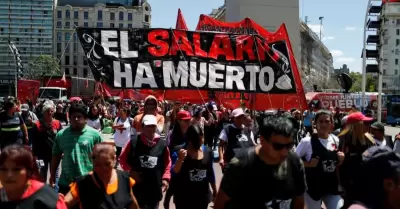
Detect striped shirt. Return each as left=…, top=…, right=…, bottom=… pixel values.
left=52, top=125, right=104, bottom=187
left=0, top=111, right=24, bottom=148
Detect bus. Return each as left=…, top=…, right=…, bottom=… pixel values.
left=38, top=87, right=68, bottom=102
left=384, top=95, right=400, bottom=126
left=305, top=92, right=379, bottom=111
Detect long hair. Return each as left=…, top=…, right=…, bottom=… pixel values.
left=87, top=105, right=100, bottom=120
left=170, top=121, right=185, bottom=147
left=186, top=124, right=204, bottom=148
left=338, top=122, right=373, bottom=146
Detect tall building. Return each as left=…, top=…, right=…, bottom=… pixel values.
left=377, top=1, right=400, bottom=93
left=54, top=0, right=151, bottom=96
left=224, top=0, right=300, bottom=60
left=300, top=20, right=333, bottom=91
left=210, top=5, right=333, bottom=92
left=0, top=0, right=54, bottom=96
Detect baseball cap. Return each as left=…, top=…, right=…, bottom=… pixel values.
left=20, top=104, right=29, bottom=111
left=142, top=114, right=157, bottom=126
left=177, top=110, right=191, bottom=120
left=350, top=146, right=400, bottom=205
left=231, top=108, right=244, bottom=118
left=370, top=122, right=385, bottom=132
left=346, top=112, right=373, bottom=124
left=360, top=146, right=400, bottom=179
left=193, top=106, right=204, bottom=116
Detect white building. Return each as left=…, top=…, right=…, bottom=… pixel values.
left=378, top=2, right=400, bottom=93
left=210, top=4, right=333, bottom=92
left=224, top=0, right=300, bottom=61
left=54, top=1, right=151, bottom=95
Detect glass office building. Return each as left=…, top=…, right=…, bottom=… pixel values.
left=0, top=0, right=54, bottom=97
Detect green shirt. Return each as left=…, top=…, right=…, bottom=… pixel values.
left=52, top=125, right=104, bottom=187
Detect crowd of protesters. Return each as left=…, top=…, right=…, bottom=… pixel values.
left=0, top=95, right=399, bottom=209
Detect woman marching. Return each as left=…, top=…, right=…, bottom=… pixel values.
left=337, top=112, right=375, bottom=207
left=86, top=105, right=104, bottom=132
left=0, top=145, right=67, bottom=209
left=64, top=143, right=139, bottom=209
left=296, top=110, right=345, bottom=209
left=163, top=110, right=191, bottom=209
left=171, top=124, right=217, bottom=209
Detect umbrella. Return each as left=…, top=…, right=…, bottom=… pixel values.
left=69, top=97, right=82, bottom=102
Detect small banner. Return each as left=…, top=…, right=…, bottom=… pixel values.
left=77, top=28, right=296, bottom=95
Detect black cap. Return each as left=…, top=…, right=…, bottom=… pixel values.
left=360, top=146, right=400, bottom=179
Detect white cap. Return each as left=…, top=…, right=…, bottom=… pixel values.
left=231, top=108, right=244, bottom=118
left=142, top=114, right=157, bottom=126
left=20, top=104, right=29, bottom=111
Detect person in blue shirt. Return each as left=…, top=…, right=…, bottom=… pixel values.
left=170, top=125, right=217, bottom=209
left=303, top=105, right=315, bottom=137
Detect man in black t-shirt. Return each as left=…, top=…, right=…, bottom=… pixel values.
left=214, top=116, right=307, bottom=209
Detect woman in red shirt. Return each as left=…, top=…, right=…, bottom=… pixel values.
left=0, top=144, right=67, bottom=209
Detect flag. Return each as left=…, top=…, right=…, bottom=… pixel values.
left=61, top=71, right=66, bottom=86
left=96, top=82, right=111, bottom=97
left=175, top=9, right=188, bottom=30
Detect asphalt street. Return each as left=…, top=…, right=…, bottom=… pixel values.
left=100, top=133, right=221, bottom=209
left=67, top=125, right=400, bottom=209
left=383, top=125, right=400, bottom=140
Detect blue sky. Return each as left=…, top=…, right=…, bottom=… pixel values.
left=150, top=0, right=369, bottom=72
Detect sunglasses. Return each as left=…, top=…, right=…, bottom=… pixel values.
left=269, top=141, right=294, bottom=151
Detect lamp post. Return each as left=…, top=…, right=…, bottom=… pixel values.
left=8, top=41, right=21, bottom=98
left=319, top=16, right=324, bottom=41
left=378, top=56, right=383, bottom=122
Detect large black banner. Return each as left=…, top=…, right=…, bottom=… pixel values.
left=77, top=28, right=296, bottom=94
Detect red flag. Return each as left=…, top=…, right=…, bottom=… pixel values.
left=61, top=72, right=66, bottom=85
left=85, top=79, right=89, bottom=88
left=97, top=82, right=111, bottom=97
left=175, top=9, right=188, bottom=30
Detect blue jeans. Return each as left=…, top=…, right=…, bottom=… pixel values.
left=37, top=159, right=59, bottom=192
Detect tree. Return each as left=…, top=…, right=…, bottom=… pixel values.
left=25, top=55, right=61, bottom=79
left=348, top=72, right=376, bottom=92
